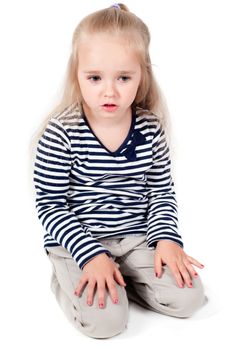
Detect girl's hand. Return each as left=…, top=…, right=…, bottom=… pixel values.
left=154, top=240, right=204, bottom=288
left=74, top=253, right=127, bottom=308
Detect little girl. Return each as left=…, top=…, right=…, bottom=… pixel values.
left=33, top=3, right=207, bottom=339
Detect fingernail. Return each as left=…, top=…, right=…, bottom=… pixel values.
left=194, top=272, right=198, bottom=277
left=155, top=273, right=158, bottom=278
left=189, top=282, right=193, bottom=288
left=99, top=303, right=104, bottom=308
left=87, top=301, right=92, bottom=306
left=114, top=299, right=118, bottom=304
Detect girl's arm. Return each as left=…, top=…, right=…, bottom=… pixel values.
left=33, top=118, right=112, bottom=270
left=146, top=119, right=183, bottom=250
left=145, top=120, right=204, bottom=287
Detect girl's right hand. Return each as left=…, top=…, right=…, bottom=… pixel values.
left=74, top=253, right=127, bottom=308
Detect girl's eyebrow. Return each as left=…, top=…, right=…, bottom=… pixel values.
left=83, top=70, right=136, bottom=74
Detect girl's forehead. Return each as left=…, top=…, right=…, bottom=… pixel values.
left=78, top=43, right=140, bottom=71
left=78, top=32, right=138, bottom=59
left=79, top=31, right=134, bottom=48
left=77, top=32, right=141, bottom=71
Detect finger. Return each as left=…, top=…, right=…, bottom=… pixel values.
left=154, top=252, right=162, bottom=278
left=74, top=276, right=88, bottom=297
left=169, top=263, right=185, bottom=288
left=106, top=278, right=119, bottom=304
left=114, top=268, right=127, bottom=287
left=186, top=255, right=204, bottom=269
left=97, top=280, right=106, bottom=308
left=177, top=261, right=193, bottom=288
left=183, top=259, right=200, bottom=279
left=86, top=280, right=96, bottom=306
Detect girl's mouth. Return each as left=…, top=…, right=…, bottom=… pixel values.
left=102, top=104, right=118, bottom=112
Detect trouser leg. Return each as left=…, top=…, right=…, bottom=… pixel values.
left=116, top=237, right=207, bottom=318
left=46, top=246, right=129, bottom=339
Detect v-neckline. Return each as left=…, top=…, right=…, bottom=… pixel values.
left=82, top=110, right=136, bottom=157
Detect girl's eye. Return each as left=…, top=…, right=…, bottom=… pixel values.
left=87, top=75, right=131, bottom=83
left=119, top=76, right=131, bottom=82
left=87, top=76, right=101, bottom=82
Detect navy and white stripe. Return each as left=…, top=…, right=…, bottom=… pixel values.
left=33, top=103, right=183, bottom=269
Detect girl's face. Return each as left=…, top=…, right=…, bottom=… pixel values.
left=77, top=32, right=141, bottom=121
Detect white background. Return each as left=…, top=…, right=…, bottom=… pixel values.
left=0, top=0, right=231, bottom=348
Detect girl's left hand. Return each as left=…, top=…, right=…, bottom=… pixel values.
left=154, top=240, right=204, bottom=288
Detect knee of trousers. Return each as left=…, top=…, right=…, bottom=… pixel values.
left=169, top=278, right=206, bottom=318
left=50, top=270, right=129, bottom=339
left=79, top=298, right=129, bottom=339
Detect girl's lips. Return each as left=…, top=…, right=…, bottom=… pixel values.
left=102, top=104, right=118, bottom=112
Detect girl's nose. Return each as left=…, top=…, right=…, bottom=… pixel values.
left=104, top=82, right=116, bottom=97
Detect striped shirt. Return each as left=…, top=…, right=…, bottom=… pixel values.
left=33, top=103, right=183, bottom=270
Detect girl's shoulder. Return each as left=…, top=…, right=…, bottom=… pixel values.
left=44, top=102, right=82, bottom=145
left=49, top=102, right=81, bottom=128
left=42, top=102, right=82, bottom=149
left=135, top=106, right=162, bottom=130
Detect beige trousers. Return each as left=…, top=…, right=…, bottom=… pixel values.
left=46, top=235, right=206, bottom=339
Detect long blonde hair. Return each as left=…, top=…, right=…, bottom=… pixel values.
left=30, top=3, right=172, bottom=169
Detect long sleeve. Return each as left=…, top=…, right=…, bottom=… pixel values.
left=146, top=120, right=184, bottom=249
left=33, top=118, right=112, bottom=270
